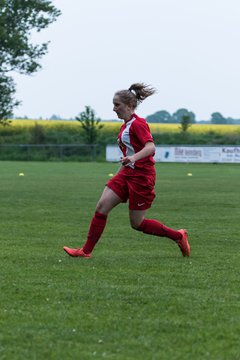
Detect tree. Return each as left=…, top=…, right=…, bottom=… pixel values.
left=179, top=114, right=192, bottom=132
left=0, top=0, right=61, bottom=125
left=172, top=108, right=196, bottom=123
left=30, top=122, right=46, bottom=144
left=210, top=112, right=226, bottom=124
left=76, top=106, right=104, bottom=144
left=146, top=110, right=172, bottom=123
left=0, top=73, right=19, bottom=126
left=50, top=114, right=62, bottom=120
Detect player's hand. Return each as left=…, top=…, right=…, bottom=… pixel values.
left=120, top=156, right=135, bottom=166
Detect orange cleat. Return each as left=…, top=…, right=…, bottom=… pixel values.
left=63, top=246, right=92, bottom=258
left=177, top=229, right=190, bottom=257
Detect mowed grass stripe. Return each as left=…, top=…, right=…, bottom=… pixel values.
left=0, top=162, right=240, bottom=360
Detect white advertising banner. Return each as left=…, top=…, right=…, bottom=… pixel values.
left=154, top=146, right=221, bottom=163
left=106, top=145, right=240, bottom=163
left=106, top=145, right=122, bottom=162
left=220, top=147, right=240, bottom=163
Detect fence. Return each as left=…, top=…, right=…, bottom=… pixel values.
left=0, top=144, right=98, bottom=161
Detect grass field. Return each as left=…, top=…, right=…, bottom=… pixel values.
left=0, top=161, right=240, bottom=360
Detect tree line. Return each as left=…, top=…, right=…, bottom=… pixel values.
left=146, top=110, right=240, bottom=124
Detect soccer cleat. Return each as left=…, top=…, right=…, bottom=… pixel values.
left=63, top=246, right=92, bottom=258
left=177, top=229, right=190, bottom=257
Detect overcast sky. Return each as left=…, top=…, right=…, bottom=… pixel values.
left=13, top=0, right=240, bottom=121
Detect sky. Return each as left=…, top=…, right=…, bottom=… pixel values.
left=13, top=0, right=240, bottom=121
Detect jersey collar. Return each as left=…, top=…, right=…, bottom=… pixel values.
left=125, top=113, right=137, bottom=124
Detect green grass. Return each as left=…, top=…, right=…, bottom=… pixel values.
left=0, top=161, right=240, bottom=360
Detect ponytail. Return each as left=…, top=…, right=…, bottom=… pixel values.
left=128, top=83, right=156, bottom=103
left=115, top=83, right=156, bottom=110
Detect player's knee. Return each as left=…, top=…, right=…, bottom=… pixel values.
left=96, top=200, right=107, bottom=214
left=130, top=219, right=142, bottom=230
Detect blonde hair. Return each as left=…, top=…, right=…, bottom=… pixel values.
left=115, top=83, right=156, bottom=109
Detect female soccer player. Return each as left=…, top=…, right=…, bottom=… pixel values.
left=63, top=83, right=190, bottom=258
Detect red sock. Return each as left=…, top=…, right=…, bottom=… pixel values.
left=82, top=212, right=107, bottom=254
left=138, top=219, right=181, bottom=241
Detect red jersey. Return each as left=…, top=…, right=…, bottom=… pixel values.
left=118, top=113, right=155, bottom=171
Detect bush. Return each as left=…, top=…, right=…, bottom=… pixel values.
left=30, top=122, right=46, bottom=144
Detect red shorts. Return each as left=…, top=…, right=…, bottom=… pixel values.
left=106, top=166, right=156, bottom=210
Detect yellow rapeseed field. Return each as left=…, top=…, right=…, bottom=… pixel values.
left=11, top=119, right=78, bottom=129
left=11, top=119, right=240, bottom=134
left=149, top=123, right=240, bottom=134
